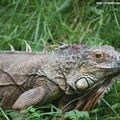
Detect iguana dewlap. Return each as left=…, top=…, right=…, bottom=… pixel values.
left=0, top=44, right=120, bottom=111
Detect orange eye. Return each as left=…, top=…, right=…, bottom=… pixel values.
left=95, top=52, right=103, bottom=59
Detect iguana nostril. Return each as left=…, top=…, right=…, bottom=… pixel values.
left=116, top=55, right=120, bottom=60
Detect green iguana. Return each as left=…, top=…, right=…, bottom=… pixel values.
left=0, top=44, right=120, bottom=111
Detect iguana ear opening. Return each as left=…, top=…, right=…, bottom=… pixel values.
left=12, top=86, right=49, bottom=110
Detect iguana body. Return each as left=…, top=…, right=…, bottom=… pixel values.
left=0, top=44, right=120, bottom=111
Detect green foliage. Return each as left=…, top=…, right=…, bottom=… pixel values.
left=0, top=105, right=63, bottom=120
left=0, top=0, right=120, bottom=120
left=0, top=0, right=120, bottom=50
left=64, top=110, right=90, bottom=120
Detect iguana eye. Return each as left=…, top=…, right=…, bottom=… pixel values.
left=95, top=51, right=103, bottom=59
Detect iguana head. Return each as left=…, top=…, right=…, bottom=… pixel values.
left=74, top=45, right=120, bottom=110
left=75, top=45, right=120, bottom=90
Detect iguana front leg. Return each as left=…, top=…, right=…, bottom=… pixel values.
left=12, top=85, right=50, bottom=110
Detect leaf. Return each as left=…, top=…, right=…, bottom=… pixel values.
left=64, top=110, right=90, bottom=120
left=90, top=108, right=101, bottom=113
left=7, top=111, right=22, bottom=120
left=112, top=103, right=120, bottom=109
left=26, top=106, right=36, bottom=113
left=33, top=112, right=40, bottom=118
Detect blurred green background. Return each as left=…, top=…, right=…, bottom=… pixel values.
left=0, top=0, right=120, bottom=120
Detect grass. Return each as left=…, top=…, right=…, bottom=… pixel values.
left=0, top=0, right=120, bottom=120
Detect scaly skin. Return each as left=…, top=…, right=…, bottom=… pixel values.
left=0, top=44, right=120, bottom=111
